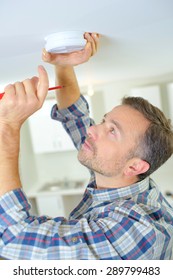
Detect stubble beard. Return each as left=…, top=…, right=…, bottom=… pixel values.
left=77, top=141, right=98, bottom=172
left=77, top=142, right=126, bottom=177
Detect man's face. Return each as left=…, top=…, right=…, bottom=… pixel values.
left=78, top=104, right=149, bottom=177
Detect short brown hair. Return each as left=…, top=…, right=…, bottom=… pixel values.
left=122, top=96, right=173, bottom=180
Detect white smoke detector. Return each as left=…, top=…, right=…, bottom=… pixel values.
left=45, top=30, right=86, bottom=53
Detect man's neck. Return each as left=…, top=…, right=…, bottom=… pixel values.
left=95, top=173, right=138, bottom=189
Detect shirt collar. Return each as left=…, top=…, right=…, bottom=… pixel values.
left=86, top=177, right=150, bottom=202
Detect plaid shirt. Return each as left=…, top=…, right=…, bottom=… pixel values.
left=0, top=95, right=173, bottom=260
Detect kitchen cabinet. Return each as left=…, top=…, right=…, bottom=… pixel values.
left=27, top=181, right=86, bottom=217
left=28, top=96, right=92, bottom=154
left=28, top=99, right=75, bottom=153
left=36, top=196, right=65, bottom=217
left=35, top=194, right=83, bottom=217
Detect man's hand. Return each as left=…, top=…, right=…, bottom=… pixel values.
left=0, top=65, right=49, bottom=196
left=41, top=33, right=99, bottom=110
left=0, top=65, right=49, bottom=130
left=42, top=32, right=99, bottom=66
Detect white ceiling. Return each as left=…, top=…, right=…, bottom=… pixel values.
left=0, top=0, right=173, bottom=91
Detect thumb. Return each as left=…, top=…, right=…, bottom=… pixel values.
left=37, top=65, right=49, bottom=102
left=82, top=42, right=92, bottom=60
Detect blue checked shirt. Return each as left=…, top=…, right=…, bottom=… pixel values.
left=0, top=95, right=173, bottom=260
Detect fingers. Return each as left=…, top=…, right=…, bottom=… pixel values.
left=92, top=33, right=100, bottom=53
left=75, top=32, right=99, bottom=63
left=42, top=48, right=58, bottom=65
left=14, top=82, right=26, bottom=102
left=42, top=48, right=51, bottom=62
left=23, top=77, right=38, bottom=99
left=4, top=82, right=26, bottom=103
left=42, top=48, right=63, bottom=65
left=3, top=66, right=48, bottom=106
left=42, top=32, right=100, bottom=65
left=23, top=66, right=49, bottom=104
left=4, top=84, right=16, bottom=99
left=31, top=76, right=39, bottom=88
left=1, top=66, right=49, bottom=127
left=84, top=32, right=99, bottom=56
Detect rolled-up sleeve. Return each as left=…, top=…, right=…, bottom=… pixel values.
left=51, top=95, right=95, bottom=150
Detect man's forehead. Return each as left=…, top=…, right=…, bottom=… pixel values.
left=105, top=104, right=132, bottom=117
left=108, top=104, right=146, bottom=117
left=105, top=104, right=150, bottom=129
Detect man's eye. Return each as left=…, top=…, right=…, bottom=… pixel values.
left=100, top=119, right=105, bottom=124
left=110, top=127, right=116, bottom=134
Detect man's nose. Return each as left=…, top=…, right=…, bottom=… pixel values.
left=87, top=125, right=99, bottom=141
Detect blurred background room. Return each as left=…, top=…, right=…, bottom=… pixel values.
left=0, top=0, right=173, bottom=217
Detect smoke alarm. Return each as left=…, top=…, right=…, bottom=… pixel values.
left=45, top=30, right=86, bottom=54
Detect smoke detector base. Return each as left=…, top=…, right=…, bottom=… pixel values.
left=45, top=31, right=86, bottom=54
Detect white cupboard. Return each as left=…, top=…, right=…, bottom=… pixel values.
left=28, top=99, right=75, bottom=153
left=28, top=96, right=92, bottom=154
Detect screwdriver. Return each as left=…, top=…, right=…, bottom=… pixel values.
left=0, top=85, right=63, bottom=100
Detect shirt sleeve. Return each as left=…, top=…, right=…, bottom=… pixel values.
left=0, top=188, right=117, bottom=260
left=51, top=95, right=95, bottom=150
left=51, top=94, right=95, bottom=182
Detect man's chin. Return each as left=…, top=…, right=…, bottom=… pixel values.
left=77, top=153, right=91, bottom=169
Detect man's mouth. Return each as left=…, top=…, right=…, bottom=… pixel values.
left=82, top=138, right=94, bottom=151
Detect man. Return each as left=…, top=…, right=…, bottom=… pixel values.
left=0, top=33, right=173, bottom=259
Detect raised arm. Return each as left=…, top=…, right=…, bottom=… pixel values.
left=0, top=66, right=49, bottom=196
left=42, top=33, right=99, bottom=151
left=54, top=65, right=80, bottom=109
left=42, top=32, right=99, bottom=109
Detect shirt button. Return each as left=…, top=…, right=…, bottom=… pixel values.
left=71, top=237, right=78, bottom=243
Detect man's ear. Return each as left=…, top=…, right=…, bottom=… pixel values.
left=124, top=158, right=150, bottom=177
